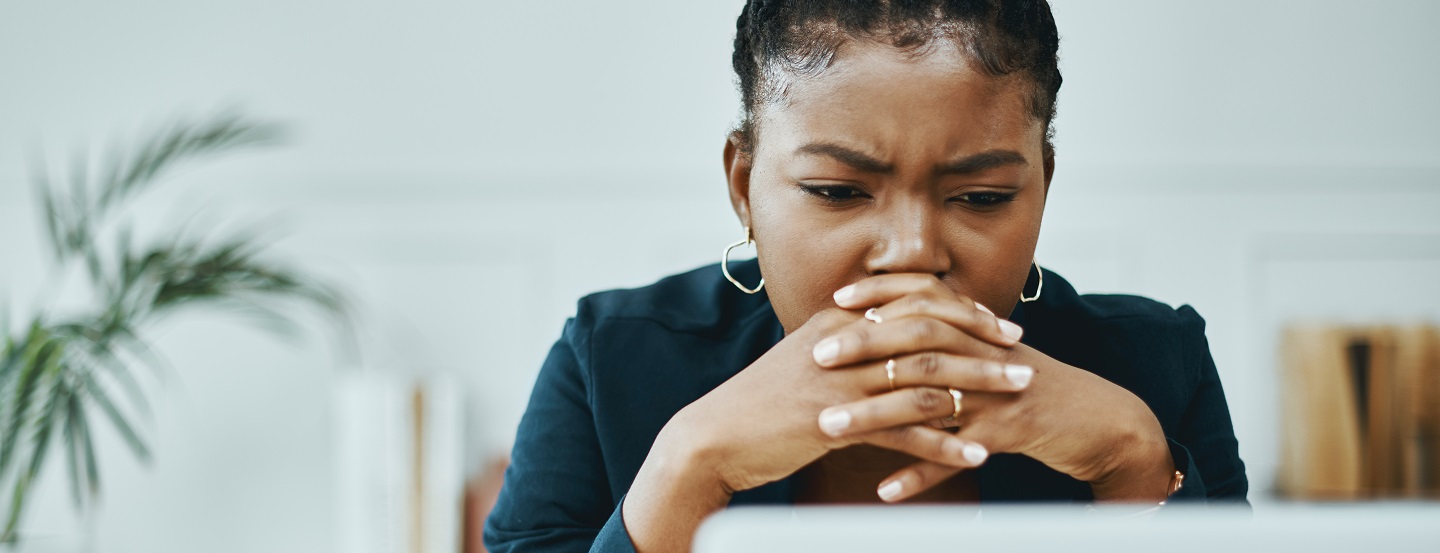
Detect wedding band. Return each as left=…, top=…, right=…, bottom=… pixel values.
left=943, top=388, right=963, bottom=421
left=864, top=307, right=883, bottom=323
left=885, top=359, right=897, bottom=390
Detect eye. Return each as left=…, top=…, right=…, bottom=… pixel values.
left=799, top=184, right=870, bottom=203
left=951, top=191, right=1017, bottom=207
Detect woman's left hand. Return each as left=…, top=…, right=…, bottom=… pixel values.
left=814, top=273, right=1176, bottom=503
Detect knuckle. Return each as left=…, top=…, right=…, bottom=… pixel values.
left=882, top=425, right=918, bottom=447
left=887, top=426, right=921, bottom=446
left=914, top=351, right=944, bottom=379
left=915, top=289, right=961, bottom=315
left=908, top=318, right=941, bottom=344
left=909, top=387, right=944, bottom=414
left=908, top=295, right=936, bottom=315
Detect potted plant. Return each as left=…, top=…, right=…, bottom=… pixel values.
left=0, top=111, right=349, bottom=547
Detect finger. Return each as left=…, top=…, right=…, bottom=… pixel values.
left=832, top=274, right=1023, bottom=346
left=832, top=273, right=955, bottom=310
left=855, top=424, right=990, bottom=470
left=847, top=352, right=1034, bottom=394
left=873, top=419, right=1020, bottom=501
left=819, top=386, right=976, bottom=438
left=813, top=315, right=1004, bottom=368
left=866, top=291, right=1023, bottom=347
left=876, top=461, right=965, bottom=503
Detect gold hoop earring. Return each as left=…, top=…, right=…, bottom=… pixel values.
left=1020, top=260, right=1043, bottom=303
left=722, top=226, right=764, bottom=294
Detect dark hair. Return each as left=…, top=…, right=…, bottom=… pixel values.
left=731, top=0, right=1062, bottom=155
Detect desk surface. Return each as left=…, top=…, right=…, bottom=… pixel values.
left=694, top=502, right=1440, bottom=553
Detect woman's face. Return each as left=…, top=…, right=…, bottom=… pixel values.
left=725, top=39, right=1053, bottom=333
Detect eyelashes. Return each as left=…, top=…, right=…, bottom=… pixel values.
left=797, top=184, right=1017, bottom=207
left=799, top=184, right=868, bottom=202
left=953, top=191, right=1018, bottom=206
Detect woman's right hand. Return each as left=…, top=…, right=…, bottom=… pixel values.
left=658, top=308, right=990, bottom=493
left=622, top=302, right=1022, bottom=552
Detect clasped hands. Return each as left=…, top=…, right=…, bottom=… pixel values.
left=659, top=273, right=1175, bottom=505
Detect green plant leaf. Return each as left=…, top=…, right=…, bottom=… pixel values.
left=70, top=150, right=90, bottom=240
left=0, top=336, right=22, bottom=389
left=0, top=331, right=59, bottom=482
left=98, top=113, right=281, bottom=212
left=73, top=390, right=99, bottom=499
left=10, top=110, right=349, bottom=542
left=83, top=244, right=104, bottom=286
left=76, top=369, right=149, bottom=463
left=52, top=322, right=152, bottom=422
left=62, top=381, right=85, bottom=510
left=2, top=365, right=65, bottom=543
left=91, top=343, right=152, bottom=422
left=34, top=169, right=66, bottom=259
left=108, top=325, right=174, bottom=383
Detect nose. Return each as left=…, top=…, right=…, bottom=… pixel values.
left=863, top=199, right=952, bottom=279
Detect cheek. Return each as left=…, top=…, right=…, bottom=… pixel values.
left=962, top=199, right=1042, bottom=316
left=748, top=181, right=866, bottom=333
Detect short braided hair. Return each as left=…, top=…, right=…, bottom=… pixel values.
left=731, top=0, right=1062, bottom=154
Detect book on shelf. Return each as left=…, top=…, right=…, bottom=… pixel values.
left=1279, top=323, right=1440, bottom=499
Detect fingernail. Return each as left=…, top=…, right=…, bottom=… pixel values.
left=1004, top=364, right=1034, bottom=388
left=818, top=408, right=851, bottom=435
left=963, top=443, right=989, bottom=465
left=833, top=284, right=856, bottom=305
left=813, top=337, right=840, bottom=365
left=998, top=319, right=1024, bottom=343
left=877, top=480, right=903, bottom=501
left=974, top=302, right=994, bottom=316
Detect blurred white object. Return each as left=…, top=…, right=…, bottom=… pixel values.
left=695, top=503, right=1440, bottom=553
left=334, top=373, right=463, bottom=553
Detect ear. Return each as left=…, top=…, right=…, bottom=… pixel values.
left=724, top=131, right=754, bottom=229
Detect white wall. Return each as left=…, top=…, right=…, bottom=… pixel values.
left=1, top=1, right=1437, bottom=551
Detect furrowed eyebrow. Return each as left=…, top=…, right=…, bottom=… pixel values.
left=936, top=150, right=1029, bottom=175
left=794, top=143, right=1029, bottom=176
left=794, top=142, right=893, bottom=174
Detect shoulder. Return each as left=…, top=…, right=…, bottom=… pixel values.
left=572, top=257, right=774, bottom=339
left=562, top=259, right=781, bottom=447
left=1017, top=267, right=1211, bottom=393
left=1019, top=266, right=1206, bottom=334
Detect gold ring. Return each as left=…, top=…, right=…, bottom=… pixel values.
left=864, top=307, right=883, bottom=323
left=943, top=388, right=963, bottom=421
left=885, top=358, right=897, bottom=390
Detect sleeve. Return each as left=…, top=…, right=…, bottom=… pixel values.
left=483, top=315, right=639, bottom=553
left=1163, top=305, right=1250, bottom=504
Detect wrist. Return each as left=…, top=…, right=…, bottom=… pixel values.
left=623, top=420, right=733, bottom=552
left=1089, top=415, right=1173, bottom=503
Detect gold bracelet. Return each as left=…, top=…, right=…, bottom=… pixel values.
left=1159, top=470, right=1185, bottom=506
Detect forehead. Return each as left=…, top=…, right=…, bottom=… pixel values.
left=756, top=39, right=1042, bottom=157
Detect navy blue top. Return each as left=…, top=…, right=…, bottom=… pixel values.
left=484, top=259, right=1249, bottom=552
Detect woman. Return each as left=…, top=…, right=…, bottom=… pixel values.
left=485, top=1, right=1248, bottom=552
